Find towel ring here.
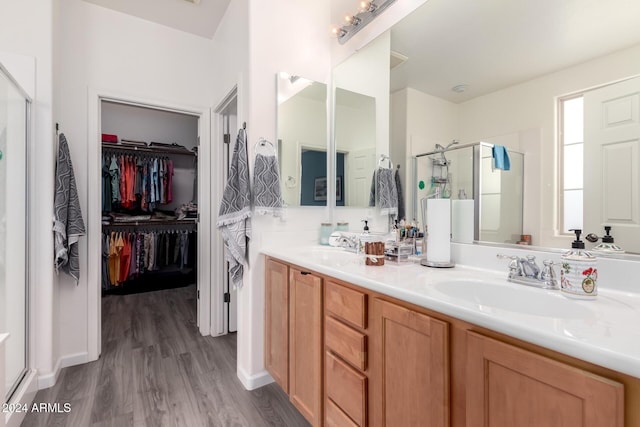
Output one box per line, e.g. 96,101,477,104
254,137,276,156
378,154,393,169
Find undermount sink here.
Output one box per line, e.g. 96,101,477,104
432,279,595,319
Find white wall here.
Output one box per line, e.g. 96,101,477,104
1,0,55,396
54,0,217,373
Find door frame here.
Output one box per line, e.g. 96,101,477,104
211,86,239,336
87,88,212,361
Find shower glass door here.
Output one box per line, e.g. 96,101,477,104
0,64,29,401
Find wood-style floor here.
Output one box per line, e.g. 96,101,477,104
22,285,310,427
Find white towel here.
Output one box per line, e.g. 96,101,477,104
217,128,252,289
53,133,86,282
253,152,283,217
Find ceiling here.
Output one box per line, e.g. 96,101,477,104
83,0,231,39
390,0,640,102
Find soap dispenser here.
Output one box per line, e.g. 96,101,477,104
560,229,598,299
586,226,625,254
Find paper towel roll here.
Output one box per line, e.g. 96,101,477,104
452,200,475,244
426,199,451,263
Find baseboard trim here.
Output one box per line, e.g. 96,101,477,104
37,351,88,389
237,366,274,390
6,370,38,427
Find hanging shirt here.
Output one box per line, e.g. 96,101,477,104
167,159,174,203
109,155,120,203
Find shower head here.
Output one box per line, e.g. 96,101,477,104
445,140,459,150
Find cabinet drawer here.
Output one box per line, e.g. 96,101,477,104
326,398,359,427
325,316,367,371
326,352,367,427
325,281,367,329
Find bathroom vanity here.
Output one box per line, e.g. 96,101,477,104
263,247,640,427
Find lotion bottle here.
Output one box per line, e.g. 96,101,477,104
560,229,598,299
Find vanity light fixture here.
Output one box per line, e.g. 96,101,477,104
332,0,397,45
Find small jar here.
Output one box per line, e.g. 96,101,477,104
336,221,349,232
319,223,334,245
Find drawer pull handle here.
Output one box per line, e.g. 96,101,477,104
301,271,311,275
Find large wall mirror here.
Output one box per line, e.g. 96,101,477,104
277,72,328,206
333,0,640,254
332,32,390,208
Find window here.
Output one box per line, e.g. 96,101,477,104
559,95,584,233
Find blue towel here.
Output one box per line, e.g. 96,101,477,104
492,145,511,171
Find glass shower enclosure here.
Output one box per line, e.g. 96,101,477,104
414,142,524,244
0,63,30,402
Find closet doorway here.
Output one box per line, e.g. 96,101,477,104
88,94,212,361
214,89,238,334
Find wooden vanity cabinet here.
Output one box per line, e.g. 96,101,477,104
370,298,449,427
265,257,635,427
465,331,624,427
264,258,323,426
324,280,370,427
264,258,289,392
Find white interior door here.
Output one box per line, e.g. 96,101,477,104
584,76,640,249
346,147,375,206
220,97,238,334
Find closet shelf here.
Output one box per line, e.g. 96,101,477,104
103,219,197,228
102,142,197,157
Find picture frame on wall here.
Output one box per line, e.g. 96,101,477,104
314,177,327,201
314,176,343,202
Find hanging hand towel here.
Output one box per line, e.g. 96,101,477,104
492,145,511,171
53,133,86,282
394,167,405,221
369,167,398,216
216,128,252,289
253,150,283,217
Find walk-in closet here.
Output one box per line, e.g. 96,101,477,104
100,100,199,330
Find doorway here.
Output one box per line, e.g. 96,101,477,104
87,92,212,361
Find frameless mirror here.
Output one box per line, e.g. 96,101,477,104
340,0,640,253
332,32,390,208
276,72,328,206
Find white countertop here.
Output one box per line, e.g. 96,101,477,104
262,245,640,379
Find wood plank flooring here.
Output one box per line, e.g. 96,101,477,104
22,285,310,427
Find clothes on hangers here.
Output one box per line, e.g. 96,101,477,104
102,151,174,213
102,229,196,290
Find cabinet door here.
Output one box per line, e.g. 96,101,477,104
264,258,289,392
290,268,323,426
466,331,624,427
371,298,449,427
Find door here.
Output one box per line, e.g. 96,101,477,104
466,331,623,427
584,76,640,249
371,298,449,427
264,258,289,392
220,94,238,333
346,147,375,207
289,268,322,426
0,64,29,401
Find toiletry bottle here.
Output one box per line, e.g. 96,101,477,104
359,220,370,254
560,229,598,299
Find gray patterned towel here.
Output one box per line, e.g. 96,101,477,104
216,128,252,289
368,167,398,216
53,133,86,282
253,152,283,216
